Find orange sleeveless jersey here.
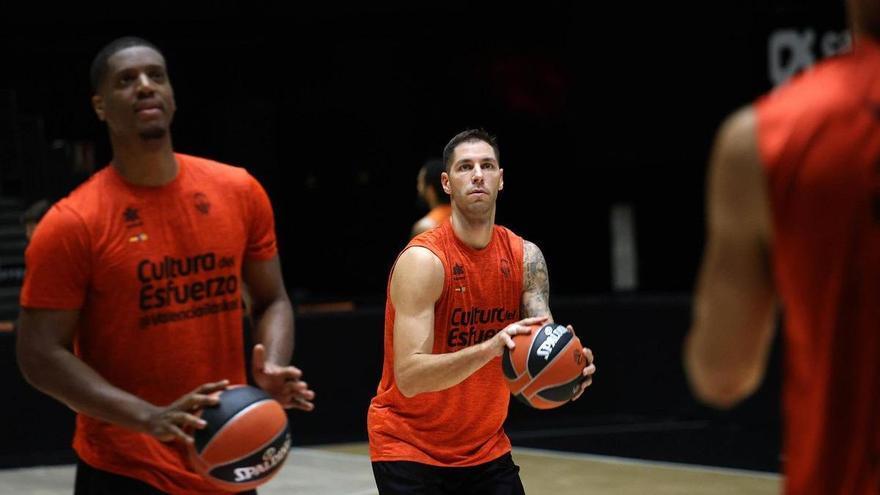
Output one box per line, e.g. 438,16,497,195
20,154,277,495
756,37,880,495
368,221,524,466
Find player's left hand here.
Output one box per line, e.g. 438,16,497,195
251,344,315,411
569,325,596,401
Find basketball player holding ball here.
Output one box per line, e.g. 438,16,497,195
16,37,314,495
368,129,596,494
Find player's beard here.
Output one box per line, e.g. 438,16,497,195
139,126,167,140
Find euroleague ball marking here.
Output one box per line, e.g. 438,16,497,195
232,433,291,482
536,325,567,360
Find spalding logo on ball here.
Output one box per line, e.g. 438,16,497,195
188,385,291,491
502,323,586,409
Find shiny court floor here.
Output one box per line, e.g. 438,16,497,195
0,443,780,495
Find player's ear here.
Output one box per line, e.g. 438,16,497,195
92,95,106,121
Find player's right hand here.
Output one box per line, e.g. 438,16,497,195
486,316,549,357
145,379,229,444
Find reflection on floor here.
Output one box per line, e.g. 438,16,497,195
0,443,780,495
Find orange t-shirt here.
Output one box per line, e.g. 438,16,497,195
426,204,452,226
756,36,880,495
20,153,277,495
368,221,524,467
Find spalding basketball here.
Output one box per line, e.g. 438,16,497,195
502,323,586,409
188,385,291,492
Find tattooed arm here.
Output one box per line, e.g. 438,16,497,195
522,240,595,400
522,240,553,321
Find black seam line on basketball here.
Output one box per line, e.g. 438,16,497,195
207,427,290,470
526,324,572,377
509,334,575,396
509,323,544,384
535,376,582,402
505,324,541,381
507,363,529,395
196,386,271,452
516,336,577,398
527,326,542,375
513,346,525,377
200,399,275,455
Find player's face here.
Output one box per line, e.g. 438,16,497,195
25,222,37,241
442,140,503,215
91,46,176,141
416,167,427,199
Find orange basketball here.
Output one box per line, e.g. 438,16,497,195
502,323,586,409
188,385,291,492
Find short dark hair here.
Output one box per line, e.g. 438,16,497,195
421,158,450,204
21,199,50,225
90,36,163,93
442,128,500,170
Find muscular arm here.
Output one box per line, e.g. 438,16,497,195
243,255,314,410
521,240,553,321
18,309,155,428
521,240,596,400
242,255,294,365
17,309,219,441
392,247,541,397
684,106,777,409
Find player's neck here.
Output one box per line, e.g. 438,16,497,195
450,209,495,249
110,137,178,187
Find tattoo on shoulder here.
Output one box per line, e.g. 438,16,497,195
522,241,551,319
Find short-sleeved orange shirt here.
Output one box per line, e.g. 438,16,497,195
21,153,277,494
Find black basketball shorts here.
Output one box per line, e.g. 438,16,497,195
371,452,526,495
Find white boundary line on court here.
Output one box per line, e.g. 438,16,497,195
0,447,779,483
297,445,780,482
512,446,782,480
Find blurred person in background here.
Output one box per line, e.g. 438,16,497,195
411,158,452,238
685,1,880,493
